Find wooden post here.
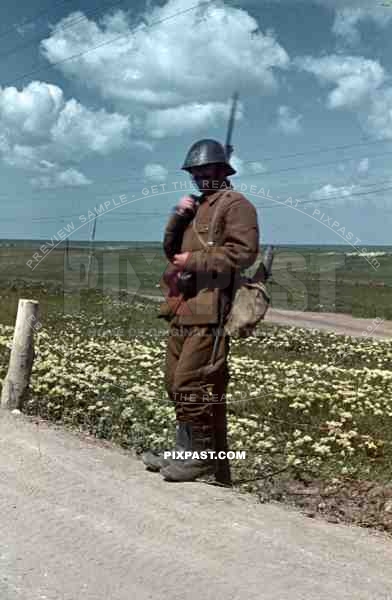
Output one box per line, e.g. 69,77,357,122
65,238,71,271
1,299,39,410
87,217,97,288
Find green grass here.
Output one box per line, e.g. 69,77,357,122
1,244,392,318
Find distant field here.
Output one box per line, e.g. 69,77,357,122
0,242,391,319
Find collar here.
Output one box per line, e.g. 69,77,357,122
207,180,233,206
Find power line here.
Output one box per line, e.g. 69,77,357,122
57,138,392,193
1,0,391,209
3,0,215,87
244,137,392,163
0,0,74,41
49,147,392,194
0,164,379,204
21,146,392,200
256,183,392,210
0,0,129,64
88,172,392,201
58,147,392,192
2,172,391,222
2,176,392,226
89,141,391,189
242,149,392,178
93,182,392,215
1,1,391,197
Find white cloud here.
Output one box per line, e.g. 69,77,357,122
229,156,267,178
364,87,392,140
0,81,131,176
41,1,290,136
296,55,385,109
320,0,390,6
144,100,242,139
247,161,266,174
332,7,392,46
51,99,131,158
310,183,357,201
309,179,390,209
132,140,155,152
31,168,92,189
297,51,392,141
0,81,64,144
16,21,37,37
332,8,363,45
357,157,369,174
38,159,57,171
276,105,303,134
143,163,168,182
230,154,244,177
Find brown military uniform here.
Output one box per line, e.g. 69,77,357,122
159,186,259,455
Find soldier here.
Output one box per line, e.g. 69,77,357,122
142,138,259,483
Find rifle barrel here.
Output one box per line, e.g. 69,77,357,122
225,91,239,160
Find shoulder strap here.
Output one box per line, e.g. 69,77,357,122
207,190,228,246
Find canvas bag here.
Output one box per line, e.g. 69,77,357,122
224,277,270,338
201,193,271,339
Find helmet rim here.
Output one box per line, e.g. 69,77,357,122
181,138,236,176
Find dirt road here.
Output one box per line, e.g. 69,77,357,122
1,411,391,600
138,292,392,339
264,308,392,339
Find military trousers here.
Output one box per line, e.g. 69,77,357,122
164,322,231,449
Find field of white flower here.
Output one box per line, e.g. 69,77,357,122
1,292,392,490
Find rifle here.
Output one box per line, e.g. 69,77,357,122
209,91,239,485
224,90,239,162
253,245,275,283
207,90,240,365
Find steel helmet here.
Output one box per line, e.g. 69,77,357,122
181,138,236,175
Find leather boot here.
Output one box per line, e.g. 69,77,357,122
161,424,216,482
142,422,190,472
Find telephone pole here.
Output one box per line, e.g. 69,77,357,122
87,216,97,288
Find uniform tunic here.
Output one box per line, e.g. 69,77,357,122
160,187,259,325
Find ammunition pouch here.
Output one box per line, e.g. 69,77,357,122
177,271,232,298
176,271,197,298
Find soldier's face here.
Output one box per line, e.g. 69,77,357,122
190,164,226,193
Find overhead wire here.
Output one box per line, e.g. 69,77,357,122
22,146,392,198
2,0,216,87
255,183,392,210
243,137,392,162
84,173,392,210
0,0,129,63
1,0,391,209
0,0,74,41
42,136,392,191
0,2,391,228
2,176,392,226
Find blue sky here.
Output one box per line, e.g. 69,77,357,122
1,0,392,244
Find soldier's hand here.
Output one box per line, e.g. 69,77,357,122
163,269,181,296
172,252,191,270
175,196,196,216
